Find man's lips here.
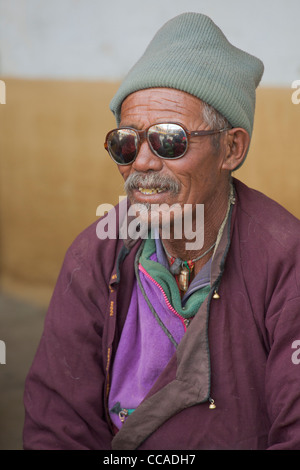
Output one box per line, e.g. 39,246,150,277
124,172,180,199
130,187,171,203
138,187,166,195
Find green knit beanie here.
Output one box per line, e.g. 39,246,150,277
110,12,264,167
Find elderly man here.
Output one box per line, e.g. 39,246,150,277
23,13,300,450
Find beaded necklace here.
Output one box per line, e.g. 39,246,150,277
161,240,216,292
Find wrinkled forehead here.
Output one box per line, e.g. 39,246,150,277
120,88,204,127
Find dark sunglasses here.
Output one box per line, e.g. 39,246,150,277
104,122,231,166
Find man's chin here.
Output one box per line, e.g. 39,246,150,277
127,200,184,237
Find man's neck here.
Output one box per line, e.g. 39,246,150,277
160,182,232,274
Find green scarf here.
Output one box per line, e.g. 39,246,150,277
139,237,211,320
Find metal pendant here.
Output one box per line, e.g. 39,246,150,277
178,266,190,292
209,398,216,409
213,290,220,299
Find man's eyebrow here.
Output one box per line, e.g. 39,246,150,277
119,123,139,128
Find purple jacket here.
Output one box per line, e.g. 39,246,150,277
23,179,300,450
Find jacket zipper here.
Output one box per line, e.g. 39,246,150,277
138,263,187,331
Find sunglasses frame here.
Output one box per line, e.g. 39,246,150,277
104,122,231,166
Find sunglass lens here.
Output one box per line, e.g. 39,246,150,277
148,124,187,158
107,129,137,165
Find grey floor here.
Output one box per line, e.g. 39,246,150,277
0,292,46,450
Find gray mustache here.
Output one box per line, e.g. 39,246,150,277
124,172,180,194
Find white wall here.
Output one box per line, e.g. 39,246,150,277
0,0,299,85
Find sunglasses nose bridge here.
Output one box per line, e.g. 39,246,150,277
135,128,154,158
136,128,148,146
131,128,164,171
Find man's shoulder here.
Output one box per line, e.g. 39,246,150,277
234,178,300,249
233,179,300,306
65,200,129,268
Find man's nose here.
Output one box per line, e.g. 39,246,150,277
132,140,164,172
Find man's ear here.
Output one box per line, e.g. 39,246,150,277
221,128,250,171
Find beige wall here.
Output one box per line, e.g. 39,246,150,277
0,79,299,305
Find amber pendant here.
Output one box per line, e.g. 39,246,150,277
178,266,190,292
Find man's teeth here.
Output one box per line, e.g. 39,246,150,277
138,187,165,194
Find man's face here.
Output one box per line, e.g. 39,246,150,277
118,88,229,213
